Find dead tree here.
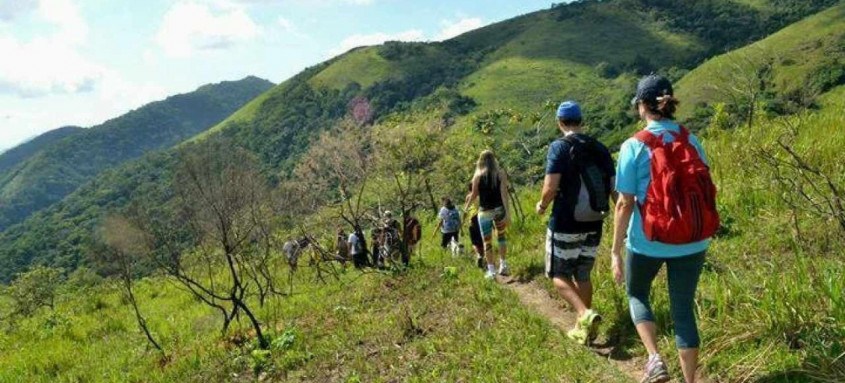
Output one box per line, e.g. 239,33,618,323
754,118,845,236
125,140,278,349
95,215,165,356
705,48,775,130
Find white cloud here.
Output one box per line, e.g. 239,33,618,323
342,0,374,4
39,0,87,43
277,16,294,32
326,16,485,58
435,17,485,41
155,1,261,58
0,36,102,97
0,0,37,22
0,0,103,98
98,70,169,112
328,29,424,57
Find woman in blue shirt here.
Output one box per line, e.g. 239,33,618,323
611,75,709,383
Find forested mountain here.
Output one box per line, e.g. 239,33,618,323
1,1,844,381
0,76,274,232
0,126,84,175
0,1,839,281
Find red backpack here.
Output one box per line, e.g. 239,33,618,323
634,126,719,244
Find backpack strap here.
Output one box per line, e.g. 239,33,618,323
634,130,663,149
676,125,690,143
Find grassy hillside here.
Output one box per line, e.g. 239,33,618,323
3,84,844,381
0,76,274,232
0,126,84,176
676,3,845,122
0,238,631,382
0,0,845,382
0,0,840,314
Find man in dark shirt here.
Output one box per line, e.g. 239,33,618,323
536,101,615,346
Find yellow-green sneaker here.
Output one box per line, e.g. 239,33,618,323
577,309,602,343
566,326,589,346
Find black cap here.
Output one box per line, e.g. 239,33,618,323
631,74,673,106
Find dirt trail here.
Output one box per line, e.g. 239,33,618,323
501,278,644,382
502,277,716,383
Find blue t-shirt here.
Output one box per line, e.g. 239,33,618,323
615,120,710,258
439,207,461,233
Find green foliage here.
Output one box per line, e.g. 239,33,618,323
1,6,844,381
5,266,64,318
1,0,832,282
0,126,83,176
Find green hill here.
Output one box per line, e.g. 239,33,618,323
0,0,837,283
0,126,84,175
676,2,845,123
0,1,844,381
0,76,274,232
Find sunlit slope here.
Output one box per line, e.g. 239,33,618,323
676,3,845,118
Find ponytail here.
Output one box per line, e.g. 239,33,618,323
651,95,679,120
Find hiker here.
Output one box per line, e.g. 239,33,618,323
402,214,422,264
536,100,615,346
283,236,309,270
348,228,368,269
370,228,382,268
464,150,511,279
612,75,719,383
383,211,401,233
435,197,461,249
336,228,349,264
466,183,485,269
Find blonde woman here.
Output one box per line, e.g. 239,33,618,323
464,150,511,279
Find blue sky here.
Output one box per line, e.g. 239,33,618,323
0,0,554,151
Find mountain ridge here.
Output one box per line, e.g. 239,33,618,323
0,76,274,232
0,0,839,282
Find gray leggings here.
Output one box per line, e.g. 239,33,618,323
626,250,706,349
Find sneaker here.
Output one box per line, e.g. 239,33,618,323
476,256,485,269
641,354,671,383
578,309,602,343
498,262,510,276
484,269,496,280
566,326,588,346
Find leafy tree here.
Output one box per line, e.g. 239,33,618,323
5,266,64,318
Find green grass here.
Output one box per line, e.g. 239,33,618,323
309,47,393,90
0,225,631,382
485,4,700,68
501,95,845,382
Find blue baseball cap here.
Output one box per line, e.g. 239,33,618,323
556,101,581,120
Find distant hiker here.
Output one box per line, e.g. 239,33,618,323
464,150,511,279
383,211,401,233
348,228,368,269
536,100,615,346
466,183,485,269
379,211,403,266
435,197,462,249
612,75,719,383
336,228,349,264
403,214,422,264
370,228,382,268
283,236,309,270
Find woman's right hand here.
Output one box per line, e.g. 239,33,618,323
611,252,625,285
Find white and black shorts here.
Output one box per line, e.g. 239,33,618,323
545,230,601,282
